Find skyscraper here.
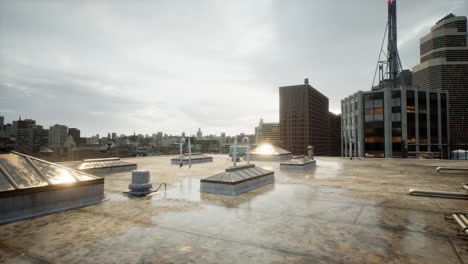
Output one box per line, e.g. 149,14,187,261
413,14,468,145
280,79,341,156
341,0,450,158
49,124,68,148
68,128,81,141
196,128,203,139
15,120,48,155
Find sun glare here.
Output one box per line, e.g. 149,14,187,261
254,144,275,155
51,169,76,184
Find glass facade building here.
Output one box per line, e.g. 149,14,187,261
412,15,468,144
341,87,449,158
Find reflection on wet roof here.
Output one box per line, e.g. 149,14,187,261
0,151,100,193
1,155,467,262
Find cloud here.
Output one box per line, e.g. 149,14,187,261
0,0,465,136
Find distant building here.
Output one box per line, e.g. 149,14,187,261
196,128,203,139
12,118,35,136
15,122,48,155
342,1,452,159
279,79,341,156
157,132,163,140
255,119,280,146
68,128,80,140
412,14,468,144
0,116,4,128
112,132,117,140
328,112,341,156
49,124,68,148
86,136,100,145
342,88,449,158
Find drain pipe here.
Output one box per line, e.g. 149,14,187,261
437,167,468,173
233,137,238,167
243,137,250,164
452,213,468,236
409,189,468,200
188,137,192,168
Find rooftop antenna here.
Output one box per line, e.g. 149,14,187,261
188,137,192,168
242,136,250,164
233,137,238,167
179,137,185,168
371,0,403,89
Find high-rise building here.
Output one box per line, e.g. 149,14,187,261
280,79,341,156
341,0,450,158
68,128,80,141
328,112,342,156
412,14,468,144
0,116,4,128
68,128,82,146
196,128,203,139
157,132,163,140
12,118,35,136
255,119,280,146
15,121,48,155
342,89,449,158
49,124,68,148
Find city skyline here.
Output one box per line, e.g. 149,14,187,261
1,0,467,137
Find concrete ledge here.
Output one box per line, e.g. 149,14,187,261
200,174,274,196
0,183,104,224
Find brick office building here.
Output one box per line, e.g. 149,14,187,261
279,79,341,156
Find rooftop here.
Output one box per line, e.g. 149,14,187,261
1,155,467,263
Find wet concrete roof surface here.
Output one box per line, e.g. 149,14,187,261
1,155,467,264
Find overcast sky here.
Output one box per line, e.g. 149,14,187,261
1,0,466,137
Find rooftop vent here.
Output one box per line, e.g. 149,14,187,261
200,164,274,196
280,155,316,171
124,170,166,197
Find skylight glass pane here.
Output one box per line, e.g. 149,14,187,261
236,170,250,179
31,159,76,184
71,171,97,181
0,155,48,189
0,170,15,191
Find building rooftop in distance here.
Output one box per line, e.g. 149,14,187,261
0,155,467,263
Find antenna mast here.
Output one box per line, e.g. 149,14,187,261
372,0,403,89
